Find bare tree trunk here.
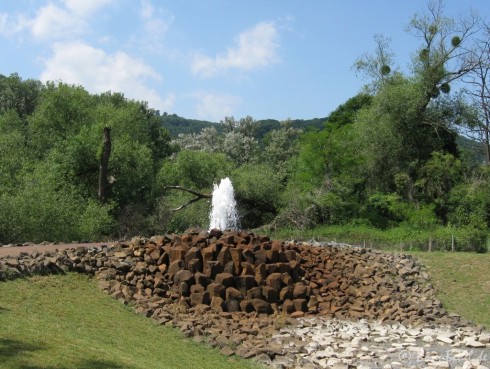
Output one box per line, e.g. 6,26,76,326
98,127,111,204
485,126,490,164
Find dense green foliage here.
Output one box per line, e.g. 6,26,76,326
0,3,488,251
0,74,173,243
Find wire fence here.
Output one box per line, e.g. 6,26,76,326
269,226,490,253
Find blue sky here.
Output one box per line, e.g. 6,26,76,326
1,1,488,122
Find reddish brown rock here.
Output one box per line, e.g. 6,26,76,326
190,284,205,294
210,296,225,312
190,291,210,306
215,272,234,288
169,246,187,263
252,299,272,314
186,258,202,273
225,287,243,312
234,275,256,295
217,246,232,265
279,286,293,301
246,286,263,300
266,273,283,291
207,282,226,298
293,298,308,312
241,262,255,276
168,260,184,275
262,286,279,303
239,299,254,313
202,244,216,273
254,248,267,264
229,247,242,270
282,299,295,314
173,269,194,286
149,248,162,261
292,283,309,299
184,247,201,265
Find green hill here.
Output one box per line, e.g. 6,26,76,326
160,114,221,137
161,113,327,139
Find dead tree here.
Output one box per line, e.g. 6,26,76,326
98,126,112,204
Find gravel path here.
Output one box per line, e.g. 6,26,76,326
269,317,490,368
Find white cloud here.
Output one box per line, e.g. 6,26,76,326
192,21,280,77
41,41,174,112
30,3,86,40
132,0,174,54
193,92,242,121
0,12,30,37
1,0,114,41
63,0,114,17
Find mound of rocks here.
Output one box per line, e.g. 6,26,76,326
1,229,488,368
0,229,466,325
94,229,461,326
100,228,312,317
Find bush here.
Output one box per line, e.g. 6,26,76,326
78,200,115,241
268,224,488,253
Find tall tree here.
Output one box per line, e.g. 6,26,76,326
263,119,302,176
220,115,258,137
28,82,94,158
352,0,483,194
461,21,490,163
216,116,259,165
0,73,43,122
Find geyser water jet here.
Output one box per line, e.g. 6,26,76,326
209,177,239,231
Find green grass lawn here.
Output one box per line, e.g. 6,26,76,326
411,251,490,328
0,273,260,369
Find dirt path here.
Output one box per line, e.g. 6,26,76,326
0,242,116,258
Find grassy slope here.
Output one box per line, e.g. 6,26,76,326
411,252,490,328
0,274,259,369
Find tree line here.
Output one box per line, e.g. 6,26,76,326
0,1,488,251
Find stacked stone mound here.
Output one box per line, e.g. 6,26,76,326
0,229,461,327
100,228,310,316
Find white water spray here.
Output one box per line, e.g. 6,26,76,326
209,177,239,231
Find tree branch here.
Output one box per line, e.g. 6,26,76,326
163,185,212,212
